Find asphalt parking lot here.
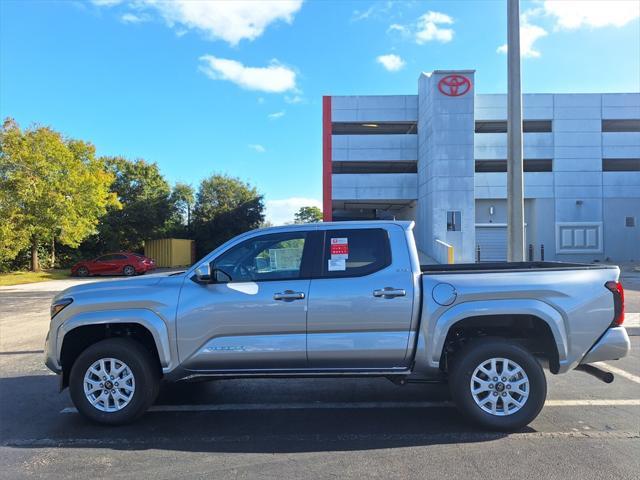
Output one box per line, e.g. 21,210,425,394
1,277,639,479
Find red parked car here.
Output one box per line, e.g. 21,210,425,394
71,253,156,277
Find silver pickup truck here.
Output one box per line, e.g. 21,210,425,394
45,221,630,430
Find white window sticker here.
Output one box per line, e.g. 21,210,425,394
330,237,349,259
328,258,346,271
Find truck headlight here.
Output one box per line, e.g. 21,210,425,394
51,298,73,319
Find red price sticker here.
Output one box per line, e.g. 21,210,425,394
330,238,349,259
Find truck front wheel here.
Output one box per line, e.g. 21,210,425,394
69,338,159,425
449,339,546,431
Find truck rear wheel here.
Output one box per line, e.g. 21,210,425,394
69,338,159,425
449,338,546,431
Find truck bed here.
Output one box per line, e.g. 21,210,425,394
421,261,618,274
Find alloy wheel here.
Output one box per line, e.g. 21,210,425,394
470,357,529,416
83,357,136,412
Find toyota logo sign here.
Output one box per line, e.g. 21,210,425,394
438,75,472,97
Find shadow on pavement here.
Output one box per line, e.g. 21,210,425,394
0,375,524,453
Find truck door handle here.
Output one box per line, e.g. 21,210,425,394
373,288,406,298
273,290,305,301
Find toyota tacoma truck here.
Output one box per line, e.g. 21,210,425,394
45,221,630,430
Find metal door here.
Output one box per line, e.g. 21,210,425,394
176,231,312,371
306,226,415,369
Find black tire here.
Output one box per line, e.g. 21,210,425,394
76,266,89,277
123,265,136,276
449,338,546,431
69,338,159,425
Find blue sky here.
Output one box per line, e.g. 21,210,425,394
1,0,639,224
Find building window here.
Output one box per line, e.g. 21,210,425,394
475,120,552,133
332,122,417,135
475,159,552,172
626,217,636,228
602,158,640,171
447,211,461,231
332,161,418,174
602,119,640,132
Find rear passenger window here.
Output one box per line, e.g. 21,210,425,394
321,229,391,278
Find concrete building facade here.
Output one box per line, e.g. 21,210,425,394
323,70,640,263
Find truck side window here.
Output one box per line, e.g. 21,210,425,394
321,229,391,278
212,232,308,282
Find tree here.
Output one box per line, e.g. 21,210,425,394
169,182,195,235
294,206,323,223
81,157,174,254
192,174,264,258
0,119,117,271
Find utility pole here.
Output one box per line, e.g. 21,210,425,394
507,0,525,261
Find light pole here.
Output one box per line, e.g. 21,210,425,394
507,0,525,262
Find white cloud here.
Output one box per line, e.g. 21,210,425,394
265,197,321,225
199,56,297,93
387,23,410,37
496,1,637,59
351,2,394,22
268,111,285,120
248,144,266,153
284,94,304,104
376,54,405,72
543,0,640,30
415,11,454,43
352,5,376,22
390,11,455,45
497,15,548,58
91,0,123,6
94,0,303,45
120,13,146,24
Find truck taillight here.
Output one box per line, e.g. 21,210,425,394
605,281,625,327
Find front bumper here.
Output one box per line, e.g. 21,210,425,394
44,330,62,374
580,327,631,365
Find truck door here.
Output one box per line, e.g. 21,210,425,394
176,230,313,371
306,226,415,369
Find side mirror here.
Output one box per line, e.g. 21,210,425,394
192,263,212,284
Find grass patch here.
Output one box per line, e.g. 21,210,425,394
0,269,70,286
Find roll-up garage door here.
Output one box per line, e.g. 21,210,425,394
476,225,507,262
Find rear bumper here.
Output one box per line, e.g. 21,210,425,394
580,327,630,365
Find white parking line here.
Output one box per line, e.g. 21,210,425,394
545,399,640,406
596,362,640,385
59,399,640,414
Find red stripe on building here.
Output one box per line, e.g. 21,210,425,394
322,96,332,222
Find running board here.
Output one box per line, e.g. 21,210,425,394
179,368,413,382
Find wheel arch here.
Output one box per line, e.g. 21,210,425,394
428,299,567,374
58,309,173,388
